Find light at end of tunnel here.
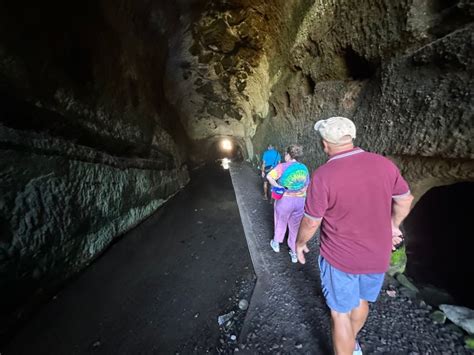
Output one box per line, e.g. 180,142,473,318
222,157,231,169
220,139,232,151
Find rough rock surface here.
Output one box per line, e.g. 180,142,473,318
0,0,473,347
161,0,473,182
0,0,190,339
440,305,474,335
252,3,474,198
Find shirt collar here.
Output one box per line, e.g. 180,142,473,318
327,147,364,162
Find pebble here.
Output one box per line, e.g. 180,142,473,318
238,299,249,310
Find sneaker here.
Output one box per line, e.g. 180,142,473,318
270,240,280,252
353,340,363,355
289,251,297,263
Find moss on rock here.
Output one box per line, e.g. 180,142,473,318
388,245,407,276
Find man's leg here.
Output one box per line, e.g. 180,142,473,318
263,181,268,200
319,257,360,354
350,299,369,339
331,310,355,355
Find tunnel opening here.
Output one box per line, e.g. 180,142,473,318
205,137,244,163
404,182,474,308
343,46,377,80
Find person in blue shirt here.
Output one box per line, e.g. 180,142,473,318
261,144,281,200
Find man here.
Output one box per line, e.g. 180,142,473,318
296,117,413,355
261,144,281,200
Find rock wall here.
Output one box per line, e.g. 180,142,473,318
164,0,314,160
0,0,473,342
0,0,189,337
252,0,474,201
165,0,473,193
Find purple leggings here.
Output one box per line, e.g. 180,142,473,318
273,196,305,252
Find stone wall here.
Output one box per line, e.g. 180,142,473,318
167,0,473,189
164,0,315,160
252,0,474,201
0,0,473,342
0,0,189,338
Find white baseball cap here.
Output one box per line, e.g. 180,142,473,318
314,116,356,144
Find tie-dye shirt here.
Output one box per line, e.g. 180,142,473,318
268,161,310,197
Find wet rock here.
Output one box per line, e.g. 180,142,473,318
238,299,249,310
400,287,418,299
217,311,235,326
430,310,447,324
396,274,419,293
439,305,474,334
420,286,455,307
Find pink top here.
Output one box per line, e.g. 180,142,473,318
304,148,410,274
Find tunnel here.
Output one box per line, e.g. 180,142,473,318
405,182,474,309
197,137,245,163
0,0,473,353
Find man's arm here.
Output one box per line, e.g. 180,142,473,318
296,215,322,264
391,194,414,249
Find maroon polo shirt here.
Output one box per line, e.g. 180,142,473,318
304,148,410,274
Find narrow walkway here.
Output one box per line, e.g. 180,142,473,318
230,162,471,354
3,164,254,354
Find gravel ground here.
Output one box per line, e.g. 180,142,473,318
230,162,472,354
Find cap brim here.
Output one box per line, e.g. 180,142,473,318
314,119,325,132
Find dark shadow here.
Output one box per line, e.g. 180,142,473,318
405,182,474,308
343,46,377,80
302,75,316,96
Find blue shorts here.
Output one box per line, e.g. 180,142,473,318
318,256,385,313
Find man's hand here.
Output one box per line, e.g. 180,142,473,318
391,194,413,251
392,236,404,250
296,243,309,264
261,171,265,178
295,216,321,264
391,224,403,250
392,224,402,237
